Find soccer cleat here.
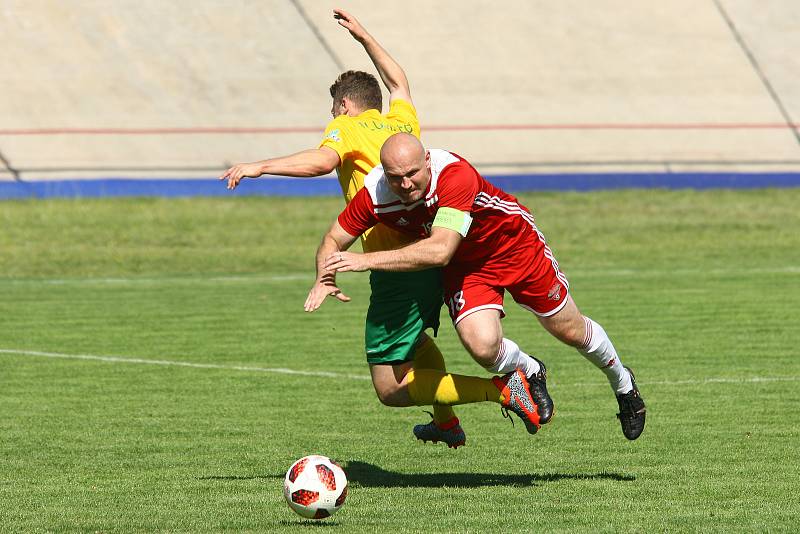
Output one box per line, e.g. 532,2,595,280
616,367,646,440
527,356,554,425
413,414,466,449
492,369,544,434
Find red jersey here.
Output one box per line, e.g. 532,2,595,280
338,149,543,270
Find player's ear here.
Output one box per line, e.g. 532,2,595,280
340,97,355,116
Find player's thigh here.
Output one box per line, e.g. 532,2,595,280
453,308,504,366
536,295,587,347
506,249,580,344
507,250,570,317
443,269,505,325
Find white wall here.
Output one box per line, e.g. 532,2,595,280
1,0,798,180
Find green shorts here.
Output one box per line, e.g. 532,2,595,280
365,269,444,365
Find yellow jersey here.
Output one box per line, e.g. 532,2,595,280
319,99,419,252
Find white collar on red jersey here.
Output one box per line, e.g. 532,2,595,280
424,149,459,207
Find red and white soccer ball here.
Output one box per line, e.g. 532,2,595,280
283,455,348,519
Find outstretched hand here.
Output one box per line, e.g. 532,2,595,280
333,9,368,42
323,251,370,273
219,162,263,190
304,273,351,312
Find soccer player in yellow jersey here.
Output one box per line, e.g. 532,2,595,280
220,9,465,448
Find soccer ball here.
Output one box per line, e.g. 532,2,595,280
283,455,348,519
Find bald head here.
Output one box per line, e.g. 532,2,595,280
380,133,431,203
380,133,426,170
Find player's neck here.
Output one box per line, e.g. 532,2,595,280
345,107,369,117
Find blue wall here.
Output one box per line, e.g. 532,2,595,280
2,172,800,199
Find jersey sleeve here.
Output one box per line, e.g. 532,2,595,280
318,116,351,161
435,161,481,213
337,187,380,237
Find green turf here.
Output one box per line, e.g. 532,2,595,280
1,190,799,532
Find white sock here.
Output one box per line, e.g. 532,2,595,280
486,338,541,378
579,317,632,394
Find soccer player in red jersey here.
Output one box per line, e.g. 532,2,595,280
308,133,646,440
220,10,471,447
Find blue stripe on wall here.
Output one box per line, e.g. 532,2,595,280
0,178,341,199
487,172,800,192
2,172,800,199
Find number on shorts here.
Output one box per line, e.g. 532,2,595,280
448,291,466,317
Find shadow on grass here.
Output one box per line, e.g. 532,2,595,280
275,519,340,527
344,461,635,488
198,461,635,487
197,474,279,481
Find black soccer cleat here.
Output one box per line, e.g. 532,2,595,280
527,357,554,425
413,414,466,449
616,367,646,440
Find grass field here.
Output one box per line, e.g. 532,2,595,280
2,189,799,532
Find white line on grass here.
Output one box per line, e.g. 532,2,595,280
0,348,370,381
574,266,800,278
2,348,798,387
568,376,800,387
0,273,317,286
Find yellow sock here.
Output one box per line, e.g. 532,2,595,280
406,368,503,407
413,338,456,423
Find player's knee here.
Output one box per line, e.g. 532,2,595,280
369,362,414,407
462,332,502,366
373,383,404,406
371,375,402,406
456,310,504,365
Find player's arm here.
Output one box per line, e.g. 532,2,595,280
304,222,358,312
333,9,412,104
325,226,461,273
324,207,471,272
220,147,340,190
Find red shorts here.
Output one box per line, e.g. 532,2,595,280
443,237,570,324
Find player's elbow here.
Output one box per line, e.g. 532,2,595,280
298,163,335,177
307,149,340,176
389,85,411,102
429,245,454,267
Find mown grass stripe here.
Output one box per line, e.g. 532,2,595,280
4,348,797,387
0,265,796,287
